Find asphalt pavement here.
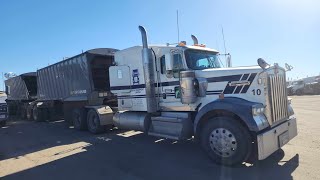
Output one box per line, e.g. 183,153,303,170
0,96,319,180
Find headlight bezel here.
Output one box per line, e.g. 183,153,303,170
252,104,265,116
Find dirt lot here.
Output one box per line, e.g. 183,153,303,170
0,96,319,180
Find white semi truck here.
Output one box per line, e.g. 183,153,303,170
8,26,297,166
110,26,297,165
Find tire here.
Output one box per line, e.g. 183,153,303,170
33,106,44,122
296,89,303,96
87,109,104,134
20,105,27,120
26,105,33,120
200,116,252,166
0,121,6,127
72,108,87,130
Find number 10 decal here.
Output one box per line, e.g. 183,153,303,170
252,89,261,95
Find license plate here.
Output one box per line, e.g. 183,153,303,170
278,131,289,147
0,115,5,119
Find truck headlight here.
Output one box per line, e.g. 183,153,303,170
288,98,292,105
252,104,265,116
288,104,294,117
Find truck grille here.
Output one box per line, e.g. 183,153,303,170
268,73,289,124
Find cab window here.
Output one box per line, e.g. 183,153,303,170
173,54,183,78
173,54,183,70
160,55,166,74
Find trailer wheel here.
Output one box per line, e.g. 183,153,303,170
26,105,33,120
33,106,44,122
296,89,303,96
87,109,104,134
20,105,27,120
72,108,87,130
200,116,252,166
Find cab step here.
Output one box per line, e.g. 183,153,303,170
147,112,193,140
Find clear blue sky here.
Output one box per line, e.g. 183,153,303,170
1,0,319,90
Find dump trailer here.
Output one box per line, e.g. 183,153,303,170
5,72,37,119
31,48,118,133
21,26,297,166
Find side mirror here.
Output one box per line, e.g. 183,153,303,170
226,54,232,67
165,53,173,71
5,86,10,95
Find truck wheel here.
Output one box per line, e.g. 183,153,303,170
200,116,252,166
87,109,104,134
0,121,6,127
33,107,44,122
72,108,87,130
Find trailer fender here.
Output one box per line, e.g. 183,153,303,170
194,97,267,136
85,105,114,126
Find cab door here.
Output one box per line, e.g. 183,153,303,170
158,50,186,110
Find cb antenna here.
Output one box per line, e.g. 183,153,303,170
176,10,180,43
221,26,231,67
221,26,227,57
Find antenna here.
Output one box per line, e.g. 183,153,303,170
221,26,231,67
221,26,227,61
221,27,227,55
176,10,180,43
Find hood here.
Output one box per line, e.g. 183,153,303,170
193,66,263,95
194,66,262,80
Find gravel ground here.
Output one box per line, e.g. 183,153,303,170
0,96,319,180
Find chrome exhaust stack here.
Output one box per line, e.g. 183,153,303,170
191,35,199,45
138,26,157,113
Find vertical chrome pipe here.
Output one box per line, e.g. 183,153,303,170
191,35,198,45
138,26,157,113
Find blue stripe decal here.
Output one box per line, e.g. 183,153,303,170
241,74,250,81
234,86,243,94
111,74,245,91
111,74,257,95
222,75,243,94
110,84,146,91
240,73,257,93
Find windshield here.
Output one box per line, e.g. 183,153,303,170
185,50,221,70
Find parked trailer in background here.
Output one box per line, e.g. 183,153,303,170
5,72,37,119
0,92,8,127
32,48,118,133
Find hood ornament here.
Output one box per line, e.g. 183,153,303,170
257,58,270,70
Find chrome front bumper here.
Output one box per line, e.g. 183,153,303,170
257,117,297,160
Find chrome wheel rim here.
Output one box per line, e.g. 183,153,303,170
209,128,237,157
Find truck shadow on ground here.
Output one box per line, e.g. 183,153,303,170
1,119,299,180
